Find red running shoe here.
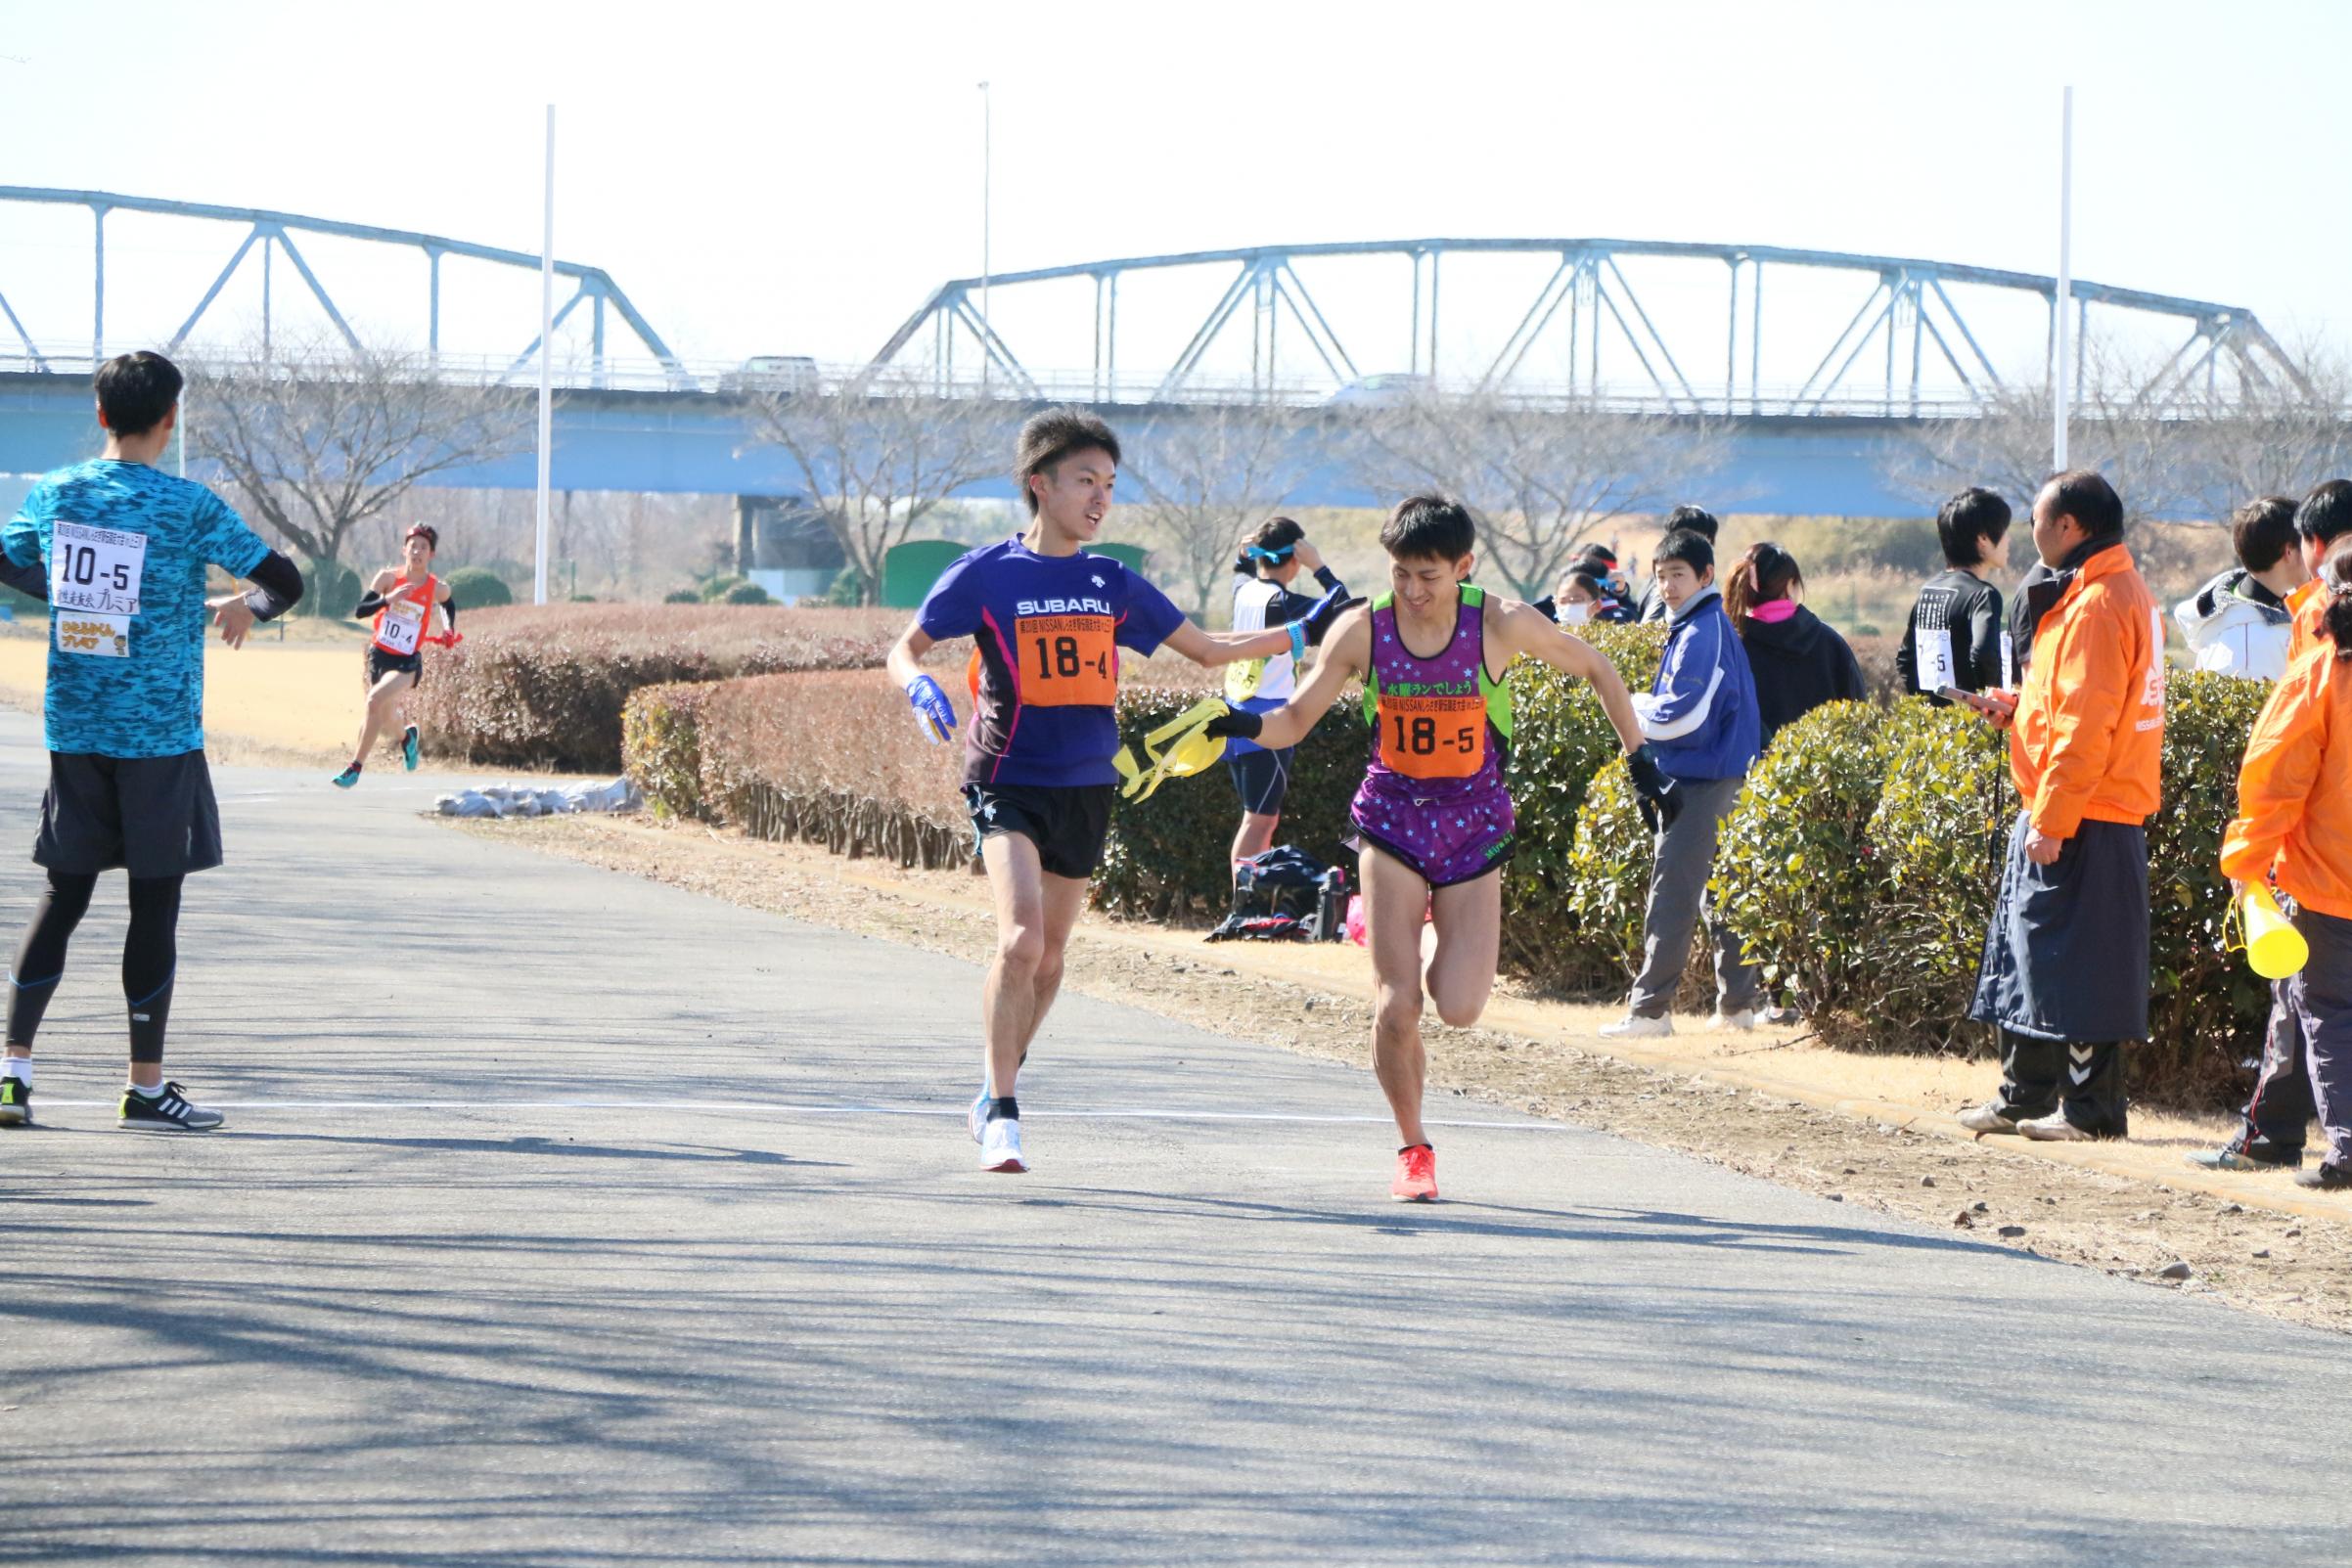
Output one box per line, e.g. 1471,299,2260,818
1391,1142,1438,1202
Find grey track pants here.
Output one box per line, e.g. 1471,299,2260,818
1628,773,1759,1018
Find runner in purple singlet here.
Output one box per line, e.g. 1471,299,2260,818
1206,496,1664,1200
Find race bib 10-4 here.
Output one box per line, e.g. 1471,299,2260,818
50,521,147,618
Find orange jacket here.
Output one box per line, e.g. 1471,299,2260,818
2222,642,2352,919
2009,542,2164,835
2286,577,2329,665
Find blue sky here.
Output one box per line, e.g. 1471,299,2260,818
1,0,2344,391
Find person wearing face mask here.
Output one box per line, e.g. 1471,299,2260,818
1723,543,1865,748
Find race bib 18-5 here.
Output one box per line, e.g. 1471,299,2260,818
50,521,147,618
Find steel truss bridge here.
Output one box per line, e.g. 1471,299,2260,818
0,186,687,386
0,191,2323,517
873,238,2310,415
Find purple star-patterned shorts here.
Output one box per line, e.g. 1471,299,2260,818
1347,774,1515,888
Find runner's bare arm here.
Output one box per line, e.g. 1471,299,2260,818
1158,619,1294,668
1242,605,1373,751
885,623,937,690
1490,596,1646,754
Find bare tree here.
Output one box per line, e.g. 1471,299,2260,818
1342,386,1727,600
1126,399,1314,616
1883,335,2349,522
188,336,533,597
745,368,1003,605
2177,343,2352,518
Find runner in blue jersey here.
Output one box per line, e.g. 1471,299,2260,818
884,408,1323,1174
0,352,304,1133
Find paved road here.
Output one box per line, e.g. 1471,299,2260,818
1,710,2346,1566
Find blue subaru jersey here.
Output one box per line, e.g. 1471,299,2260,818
918,536,1188,787
2,460,271,758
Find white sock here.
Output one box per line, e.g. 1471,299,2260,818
126,1080,160,1097
3,1057,28,1083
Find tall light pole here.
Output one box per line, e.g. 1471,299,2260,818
534,104,556,606
2054,85,2073,471
978,80,991,393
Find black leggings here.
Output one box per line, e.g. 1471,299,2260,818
6,870,183,1064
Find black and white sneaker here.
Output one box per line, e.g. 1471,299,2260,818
0,1075,30,1127
118,1082,224,1132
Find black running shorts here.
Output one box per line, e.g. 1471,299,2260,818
35,749,223,878
366,647,424,688
964,782,1115,880
1226,743,1294,817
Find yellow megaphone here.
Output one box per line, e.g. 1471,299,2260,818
2241,884,2310,981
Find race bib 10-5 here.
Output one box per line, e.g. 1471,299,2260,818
50,520,147,618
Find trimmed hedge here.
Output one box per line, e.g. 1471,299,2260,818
414,605,909,772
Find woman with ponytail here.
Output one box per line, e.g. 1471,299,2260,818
2217,539,2352,1188
1723,542,1864,746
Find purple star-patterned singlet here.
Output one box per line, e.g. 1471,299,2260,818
1348,587,1515,888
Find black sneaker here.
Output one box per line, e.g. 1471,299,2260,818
0,1075,29,1127
118,1082,224,1132
2292,1163,2352,1190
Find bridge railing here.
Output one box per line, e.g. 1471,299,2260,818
2,342,2328,422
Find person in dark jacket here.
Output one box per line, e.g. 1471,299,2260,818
1723,542,1866,746
1896,487,2013,700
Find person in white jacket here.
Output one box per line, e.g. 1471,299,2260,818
2176,495,2309,681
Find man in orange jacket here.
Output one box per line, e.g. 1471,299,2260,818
2284,480,2352,665
2215,538,2352,1189
1960,470,2162,1142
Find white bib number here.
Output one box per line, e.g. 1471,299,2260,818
377,598,427,656
1911,624,1956,694
51,521,147,618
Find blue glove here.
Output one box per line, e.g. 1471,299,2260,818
906,674,957,743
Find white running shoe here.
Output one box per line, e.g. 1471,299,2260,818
979,1116,1027,1173
1709,1008,1756,1032
968,1089,990,1144
1598,1012,1673,1040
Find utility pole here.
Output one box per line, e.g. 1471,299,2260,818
978,80,991,395
534,104,556,606
2054,85,2073,471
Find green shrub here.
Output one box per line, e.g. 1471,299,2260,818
1552,759,1656,991
724,581,774,606
620,682,712,819
827,567,867,607
1501,622,1667,991
699,574,748,603
663,587,701,605
297,559,361,617
2145,670,2274,1103
443,565,513,608
1713,700,1894,1020
1844,700,2012,1052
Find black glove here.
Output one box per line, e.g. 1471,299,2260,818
1625,744,1682,833
1299,586,1363,647
1203,702,1265,740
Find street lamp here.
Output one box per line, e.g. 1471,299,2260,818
978,80,991,394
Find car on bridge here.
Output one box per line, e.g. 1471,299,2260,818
717,355,821,395
1323,372,1434,408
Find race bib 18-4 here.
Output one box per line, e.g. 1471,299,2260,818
50,521,147,618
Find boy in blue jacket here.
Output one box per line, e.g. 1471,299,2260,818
1601,528,1765,1037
